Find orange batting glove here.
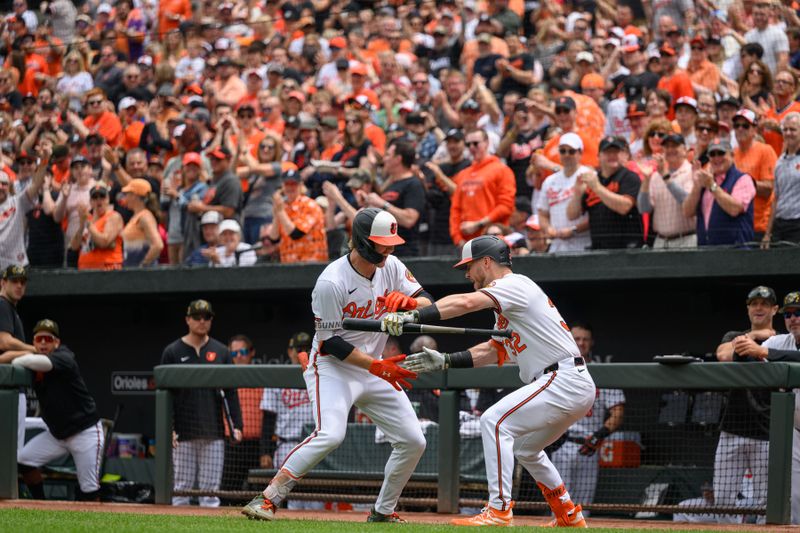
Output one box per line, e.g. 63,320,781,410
298,351,309,372
385,291,418,312
369,354,417,390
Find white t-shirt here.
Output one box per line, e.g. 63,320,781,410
567,388,625,437
0,190,35,268
213,242,257,267
312,254,423,360
537,165,592,253
260,388,314,441
481,273,580,383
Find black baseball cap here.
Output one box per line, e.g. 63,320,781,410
717,96,740,109
2,265,27,281
747,285,777,305
70,155,90,167
662,133,685,146
33,319,59,337
460,99,480,112
281,169,300,183
285,115,301,129
445,128,464,141
599,136,628,151
289,331,311,350
554,96,576,111
780,291,800,312
186,299,215,317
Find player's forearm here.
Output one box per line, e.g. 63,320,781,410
468,341,501,367
434,291,495,320
0,333,35,353
343,347,375,370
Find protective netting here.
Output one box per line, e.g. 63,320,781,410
171,385,770,523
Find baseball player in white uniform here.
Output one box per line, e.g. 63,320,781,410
732,290,800,524
243,208,434,522
384,235,595,527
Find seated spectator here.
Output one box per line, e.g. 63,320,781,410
567,136,643,249
121,178,164,267
70,183,124,270
637,134,697,249
184,211,222,266
204,219,256,267
266,170,328,264
682,139,755,247
763,113,800,248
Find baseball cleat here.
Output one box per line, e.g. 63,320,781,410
542,504,587,527
366,508,407,522
242,494,277,521
451,502,514,527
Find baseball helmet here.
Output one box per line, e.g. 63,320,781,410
453,235,511,270
352,208,405,264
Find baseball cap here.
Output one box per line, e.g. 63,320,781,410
86,133,104,146
281,169,300,183
477,32,492,44
525,214,541,231
659,44,677,56
348,94,372,110
707,139,732,153
445,128,465,141
16,150,35,162
690,36,706,48
329,36,347,49
97,3,112,14
287,90,306,103
599,136,628,151
554,96,576,111
299,114,319,130
200,211,222,225
285,115,301,129
779,291,800,312
118,96,137,112
89,183,110,197
208,147,232,160
33,319,59,337
182,152,202,166
626,100,647,118
662,133,685,146
2,264,27,281
186,299,215,317
747,285,777,305
460,99,481,112
350,62,368,76
218,219,241,234
70,155,90,167
717,96,740,109
319,116,338,129
137,55,154,68
581,73,604,90
289,331,312,350
558,132,584,151
675,97,698,112
576,51,594,64
621,34,640,53
734,108,758,125
147,155,164,168
121,178,152,196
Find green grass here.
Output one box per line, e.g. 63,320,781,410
0,508,755,532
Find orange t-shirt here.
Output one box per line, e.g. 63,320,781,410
158,0,191,34
657,70,694,119
733,140,777,233
277,195,328,263
122,121,145,151
763,101,800,155
51,162,70,185
364,123,386,156
687,60,721,93
78,209,124,270
84,111,123,146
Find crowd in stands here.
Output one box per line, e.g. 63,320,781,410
2,0,800,270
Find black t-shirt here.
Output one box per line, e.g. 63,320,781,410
717,330,771,440
582,166,643,249
382,176,426,257
425,159,470,245
474,53,502,82
26,190,64,268
33,345,100,440
333,140,371,169
498,53,535,98
0,296,25,343
507,129,546,199
160,337,242,440
205,171,243,214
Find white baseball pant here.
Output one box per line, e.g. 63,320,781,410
713,431,768,524
480,364,596,511
550,440,599,506
281,355,426,515
18,421,103,492
17,392,25,457
275,440,325,511
172,438,224,507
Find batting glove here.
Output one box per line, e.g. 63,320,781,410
578,427,611,456
369,354,417,390
380,311,418,336
402,347,446,373
384,291,418,312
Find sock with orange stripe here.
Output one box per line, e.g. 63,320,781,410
263,468,299,505
537,482,579,521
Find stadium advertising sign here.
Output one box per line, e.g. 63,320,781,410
111,371,156,395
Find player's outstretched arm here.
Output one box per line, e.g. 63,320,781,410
381,291,496,335
404,341,499,372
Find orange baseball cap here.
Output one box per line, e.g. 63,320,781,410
581,73,605,90
182,152,202,166
121,178,152,197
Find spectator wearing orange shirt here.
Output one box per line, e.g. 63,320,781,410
657,44,694,119
266,170,328,264
211,58,247,108
346,62,380,109
761,70,800,155
450,130,516,247
732,109,777,238
118,97,145,151
68,88,122,147
158,0,191,35
686,37,721,93
349,95,386,156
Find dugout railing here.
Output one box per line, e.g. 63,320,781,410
146,362,799,524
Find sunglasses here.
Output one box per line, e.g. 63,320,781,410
87,100,103,106
708,151,726,158
345,119,361,124
749,69,764,75
775,79,795,86
733,122,751,130
260,144,276,150
189,313,212,321
466,141,482,147
231,348,250,357
413,80,427,85
18,159,35,165
649,131,667,138
238,113,255,118
554,108,572,115
558,148,578,155
784,309,800,318
34,334,55,343
90,192,108,199
697,126,717,133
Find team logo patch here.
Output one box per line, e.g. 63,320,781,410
487,281,496,287
405,269,416,282
390,222,397,235
206,351,217,362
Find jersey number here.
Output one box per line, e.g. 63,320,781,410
503,332,527,357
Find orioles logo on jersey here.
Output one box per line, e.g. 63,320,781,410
496,314,509,330
405,269,416,282
586,181,620,207
206,351,217,362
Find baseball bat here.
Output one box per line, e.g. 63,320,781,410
343,318,512,338
219,389,238,443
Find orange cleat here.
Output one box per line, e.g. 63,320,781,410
451,502,514,527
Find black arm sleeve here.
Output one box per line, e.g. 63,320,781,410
767,348,800,362
260,410,278,456
320,336,355,360
225,387,243,430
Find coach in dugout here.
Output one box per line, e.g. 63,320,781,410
12,319,104,501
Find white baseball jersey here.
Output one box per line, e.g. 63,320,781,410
260,388,315,441
311,254,422,359
536,165,592,253
567,388,625,437
481,273,580,383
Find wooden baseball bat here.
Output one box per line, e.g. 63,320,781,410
342,318,512,338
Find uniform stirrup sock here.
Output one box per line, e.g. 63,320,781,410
263,469,298,506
